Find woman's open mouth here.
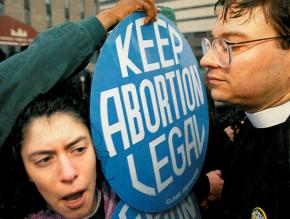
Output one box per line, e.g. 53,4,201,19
63,190,85,209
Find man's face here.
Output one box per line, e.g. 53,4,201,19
21,112,97,219
200,6,290,112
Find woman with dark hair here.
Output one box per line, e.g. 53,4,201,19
0,0,157,218
0,83,117,218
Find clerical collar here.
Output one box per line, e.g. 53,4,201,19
245,101,290,128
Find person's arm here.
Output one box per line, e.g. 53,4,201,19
0,0,157,148
0,17,104,148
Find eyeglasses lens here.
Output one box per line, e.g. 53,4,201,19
201,38,230,68
201,38,210,55
213,39,229,68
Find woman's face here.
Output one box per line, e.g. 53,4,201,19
21,112,97,219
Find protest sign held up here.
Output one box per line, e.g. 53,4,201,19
90,12,209,212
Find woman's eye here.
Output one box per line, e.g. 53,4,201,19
72,146,87,155
35,156,52,166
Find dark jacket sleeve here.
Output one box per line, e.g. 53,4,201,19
0,16,107,149
193,174,210,203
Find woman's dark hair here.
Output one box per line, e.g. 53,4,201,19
215,0,290,49
0,71,103,218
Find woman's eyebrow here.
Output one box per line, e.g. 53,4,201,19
28,136,87,159
28,150,53,161
65,136,87,149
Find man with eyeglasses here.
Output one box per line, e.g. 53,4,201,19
200,0,290,219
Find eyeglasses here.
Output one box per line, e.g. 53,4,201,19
201,36,289,68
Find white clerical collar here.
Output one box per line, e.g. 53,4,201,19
245,101,290,128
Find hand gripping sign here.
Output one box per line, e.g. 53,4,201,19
90,12,209,212
111,192,201,219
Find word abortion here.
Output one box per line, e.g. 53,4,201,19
100,65,204,158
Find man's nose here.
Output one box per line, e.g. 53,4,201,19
200,49,219,68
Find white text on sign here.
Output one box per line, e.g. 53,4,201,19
99,17,206,197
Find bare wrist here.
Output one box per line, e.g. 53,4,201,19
96,9,119,31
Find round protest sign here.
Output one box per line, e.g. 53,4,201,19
111,192,201,219
90,12,209,212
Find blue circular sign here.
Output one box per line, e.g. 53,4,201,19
90,12,209,212
111,192,202,219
